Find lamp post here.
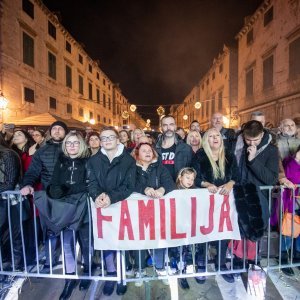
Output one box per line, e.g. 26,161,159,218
0,92,8,123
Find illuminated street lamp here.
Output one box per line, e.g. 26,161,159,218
89,118,95,125
0,92,8,122
0,92,8,110
183,114,188,120
223,115,230,128
130,104,137,112
194,102,201,109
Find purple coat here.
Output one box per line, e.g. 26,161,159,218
270,156,300,226
282,156,300,213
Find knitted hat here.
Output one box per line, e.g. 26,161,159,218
49,121,68,134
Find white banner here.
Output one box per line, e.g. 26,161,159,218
91,189,241,250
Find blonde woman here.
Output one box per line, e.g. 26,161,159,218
186,130,202,154
131,128,145,148
47,131,91,297
191,128,239,284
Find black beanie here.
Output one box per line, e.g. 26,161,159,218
49,121,68,134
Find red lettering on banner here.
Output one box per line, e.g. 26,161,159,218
191,197,197,237
159,199,166,239
219,195,233,232
97,208,112,238
138,200,155,240
170,198,187,239
200,194,214,235
118,201,134,240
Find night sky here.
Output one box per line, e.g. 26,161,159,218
43,0,263,125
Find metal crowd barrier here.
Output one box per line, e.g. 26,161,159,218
0,186,299,293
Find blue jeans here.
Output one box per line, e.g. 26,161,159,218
281,235,300,252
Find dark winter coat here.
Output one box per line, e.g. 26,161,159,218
236,131,279,229
220,127,237,155
35,153,90,230
22,139,63,190
155,134,193,177
192,148,239,187
87,144,136,203
135,160,176,195
0,146,29,228
0,146,21,193
47,154,88,199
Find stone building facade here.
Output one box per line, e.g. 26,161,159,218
171,85,200,129
172,0,300,130
236,0,300,127
198,45,238,130
171,45,238,131
0,0,145,129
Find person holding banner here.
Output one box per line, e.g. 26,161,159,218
192,127,239,283
88,126,136,296
131,142,176,286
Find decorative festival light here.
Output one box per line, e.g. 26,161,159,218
146,119,151,124
157,106,165,116
194,102,201,109
122,111,129,119
130,104,137,112
183,114,188,120
89,118,95,125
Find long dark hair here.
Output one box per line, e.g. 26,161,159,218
11,129,35,154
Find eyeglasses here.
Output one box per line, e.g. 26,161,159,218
100,135,117,142
66,141,80,147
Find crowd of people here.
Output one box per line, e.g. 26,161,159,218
0,111,299,299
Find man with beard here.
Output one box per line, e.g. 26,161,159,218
155,115,193,289
156,115,193,181
189,120,201,133
20,121,68,194
211,112,236,154
277,119,300,160
20,121,68,271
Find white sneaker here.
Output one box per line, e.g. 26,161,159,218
168,265,178,275
156,268,167,276
134,269,146,287
126,266,134,277
134,280,143,287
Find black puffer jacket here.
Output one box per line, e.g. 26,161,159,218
237,131,279,228
0,146,21,193
220,127,237,155
135,160,176,195
47,154,88,199
87,144,136,203
22,139,62,189
155,134,193,178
